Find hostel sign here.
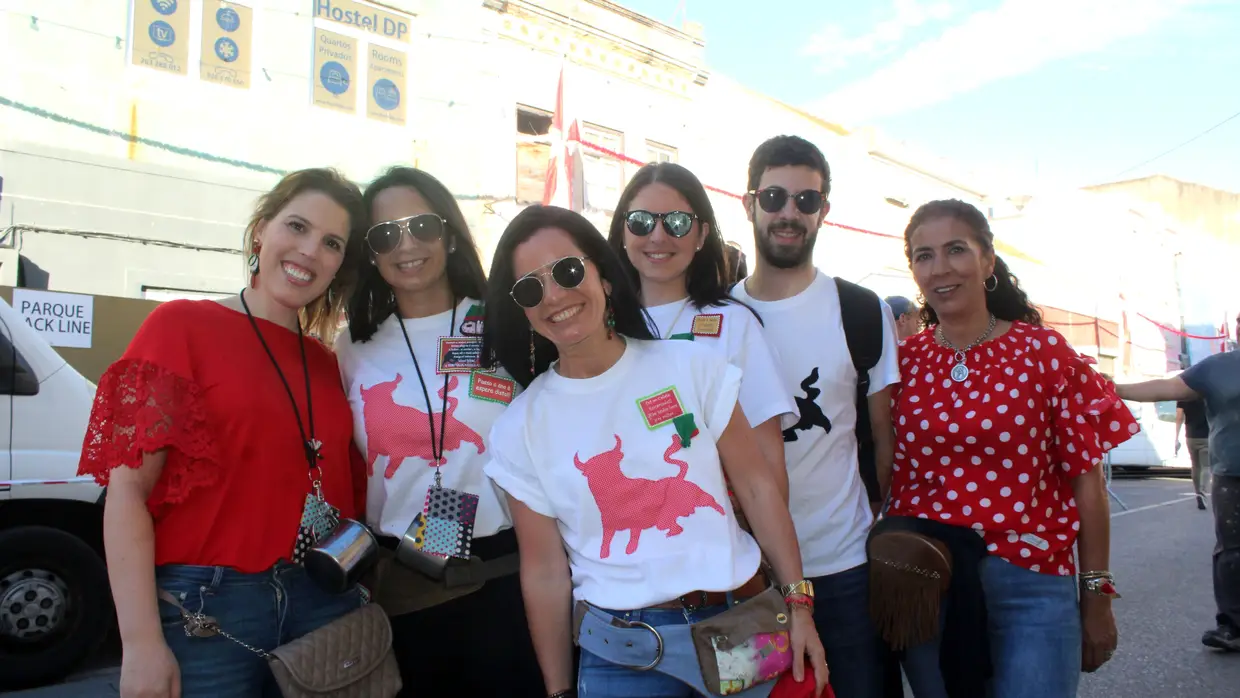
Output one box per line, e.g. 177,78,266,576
313,0,410,43
13,289,94,349
130,0,190,75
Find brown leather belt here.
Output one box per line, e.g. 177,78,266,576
651,572,769,611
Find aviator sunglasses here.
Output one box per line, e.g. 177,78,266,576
510,256,589,309
749,186,826,215
365,213,446,255
625,209,698,238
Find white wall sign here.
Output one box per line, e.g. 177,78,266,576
12,289,94,349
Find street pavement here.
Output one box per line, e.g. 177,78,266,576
4,478,1236,697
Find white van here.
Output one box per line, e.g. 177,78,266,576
0,297,113,689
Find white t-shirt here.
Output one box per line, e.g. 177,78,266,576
732,271,900,577
335,298,517,540
645,298,798,430
484,338,762,610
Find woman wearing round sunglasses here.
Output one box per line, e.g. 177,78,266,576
481,205,829,698
334,167,543,697
608,163,796,507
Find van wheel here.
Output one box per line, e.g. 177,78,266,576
0,526,113,689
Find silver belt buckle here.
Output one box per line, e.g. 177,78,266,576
624,620,664,671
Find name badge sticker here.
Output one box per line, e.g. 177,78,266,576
437,337,484,374
637,386,686,430
469,372,517,405
690,313,723,337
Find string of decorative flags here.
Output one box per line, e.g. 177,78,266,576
577,140,1227,341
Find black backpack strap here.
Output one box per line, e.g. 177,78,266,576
835,277,885,504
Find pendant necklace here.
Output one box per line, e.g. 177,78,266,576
936,314,997,383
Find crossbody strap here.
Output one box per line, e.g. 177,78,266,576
158,588,272,658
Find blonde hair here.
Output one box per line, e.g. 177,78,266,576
243,168,365,343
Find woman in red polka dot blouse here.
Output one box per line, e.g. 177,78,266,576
871,200,1138,698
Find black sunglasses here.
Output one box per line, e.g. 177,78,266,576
365,214,446,255
749,186,825,215
625,210,698,238
510,256,589,309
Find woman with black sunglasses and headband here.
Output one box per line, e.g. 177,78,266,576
481,205,829,698
334,167,543,697
608,163,796,509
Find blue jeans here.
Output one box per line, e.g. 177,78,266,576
157,563,364,697
902,557,1081,698
811,563,883,698
578,604,761,698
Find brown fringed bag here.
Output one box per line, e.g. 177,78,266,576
866,529,953,650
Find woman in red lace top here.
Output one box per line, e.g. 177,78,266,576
873,200,1136,698
77,169,369,698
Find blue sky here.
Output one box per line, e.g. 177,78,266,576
620,0,1240,194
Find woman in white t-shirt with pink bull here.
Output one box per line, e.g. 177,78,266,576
606,163,797,510
480,205,829,698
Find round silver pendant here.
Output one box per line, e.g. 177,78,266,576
950,362,970,382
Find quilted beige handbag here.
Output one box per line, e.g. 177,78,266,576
159,590,402,697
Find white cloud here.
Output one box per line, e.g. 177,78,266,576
810,0,1196,123
801,0,959,72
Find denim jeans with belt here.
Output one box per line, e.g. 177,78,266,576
901,557,1081,698
157,562,364,697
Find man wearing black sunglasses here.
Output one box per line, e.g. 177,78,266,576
732,135,900,698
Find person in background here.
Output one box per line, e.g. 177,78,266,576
78,168,368,697
1176,398,1211,509
336,167,543,697
481,205,829,698
726,240,749,285
879,199,1129,697
607,161,796,506
1116,350,1240,652
884,295,922,342
731,135,899,698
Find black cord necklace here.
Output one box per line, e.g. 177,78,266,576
396,300,457,488
240,290,321,479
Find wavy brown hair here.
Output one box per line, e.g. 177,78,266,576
243,167,365,343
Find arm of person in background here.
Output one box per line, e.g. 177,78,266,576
507,498,575,695
106,451,182,698
718,403,829,696
1114,376,1198,403
1072,463,1115,673
869,386,895,510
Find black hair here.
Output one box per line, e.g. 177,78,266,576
607,163,737,312
482,205,654,387
343,167,489,342
903,199,1042,327
746,135,832,196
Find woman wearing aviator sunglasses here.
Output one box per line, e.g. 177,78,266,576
334,167,543,697
608,163,796,510
481,205,829,698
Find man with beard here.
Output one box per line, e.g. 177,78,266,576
732,135,899,698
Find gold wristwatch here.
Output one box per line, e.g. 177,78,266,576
780,579,815,598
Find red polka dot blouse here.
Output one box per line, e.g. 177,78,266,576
888,322,1139,576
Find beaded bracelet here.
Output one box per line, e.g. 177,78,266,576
785,594,814,612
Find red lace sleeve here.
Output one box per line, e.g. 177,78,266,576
77,302,219,512
1037,327,1140,478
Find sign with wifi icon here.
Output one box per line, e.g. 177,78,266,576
130,0,189,75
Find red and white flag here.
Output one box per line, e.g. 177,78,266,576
542,62,585,211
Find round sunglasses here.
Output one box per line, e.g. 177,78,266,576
749,186,825,215
510,256,589,309
365,213,446,256
625,209,698,238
